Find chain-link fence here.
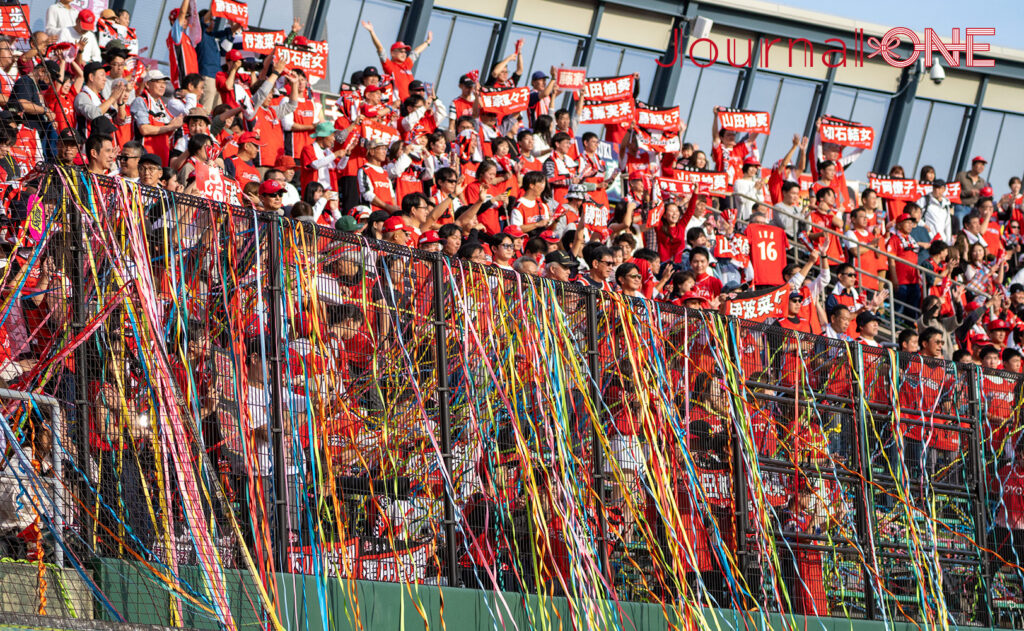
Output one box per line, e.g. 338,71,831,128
0,164,1014,629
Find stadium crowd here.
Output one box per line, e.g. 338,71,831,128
0,0,1018,371
0,3,1017,616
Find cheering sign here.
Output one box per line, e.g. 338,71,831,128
578,98,634,125
725,285,789,322
819,116,874,149
273,45,327,81
478,87,529,118
194,161,242,205
360,120,400,148
555,67,586,91
0,5,29,39
635,104,680,131
242,30,285,54
868,175,920,202
717,108,771,134
211,0,248,27
675,168,731,197
581,75,634,103
637,130,680,154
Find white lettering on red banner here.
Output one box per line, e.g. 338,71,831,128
581,75,634,103
555,67,586,91
716,108,771,134
675,168,731,197
273,45,327,81
360,121,400,147
868,175,921,202
635,105,681,131
0,5,30,39
725,285,789,322
478,87,530,118
241,30,285,55
211,0,248,28
578,98,635,125
819,116,875,149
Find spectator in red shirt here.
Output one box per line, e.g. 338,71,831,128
360,20,432,102
688,247,722,300
888,212,924,319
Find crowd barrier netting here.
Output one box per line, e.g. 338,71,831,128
0,164,1020,629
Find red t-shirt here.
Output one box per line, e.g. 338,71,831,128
382,57,415,102
745,224,788,285
693,273,723,300
887,232,921,286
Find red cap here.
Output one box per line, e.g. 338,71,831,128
274,155,297,170
540,230,560,244
980,185,994,198
390,41,412,52
989,319,1012,331
628,170,645,181
78,9,96,29
259,180,284,195
419,230,442,244
743,156,761,166
967,299,985,312
383,216,411,233
168,8,180,21
896,212,914,223
238,131,263,146
679,291,709,306
293,36,310,47
226,49,244,62
972,155,988,164
364,84,381,93
503,226,526,239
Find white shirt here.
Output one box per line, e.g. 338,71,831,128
733,177,764,223
309,142,339,189
45,2,79,37
921,193,953,244
58,27,101,64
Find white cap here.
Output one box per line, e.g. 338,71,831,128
145,69,171,82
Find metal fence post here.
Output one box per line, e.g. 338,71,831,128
723,316,749,605
431,254,459,587
266,218,290,571
67,175,93,548
853,345,877,620
969,365,993,626
585,289,612,586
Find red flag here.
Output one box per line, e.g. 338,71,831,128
724,285,789,322
211,0,248,28
635,104,681,131
581,75,634,103
717,108,771,134
242,30,285,55
0,5,30,39
819,115,874,149
478,87,530,118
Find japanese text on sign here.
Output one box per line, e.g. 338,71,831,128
716,108,771,134
555,67,586,91
242,30,284,54
581,75,634,102
273,45,327,81
211,0,248,28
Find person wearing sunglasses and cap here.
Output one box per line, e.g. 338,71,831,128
258,179,288,215
360,20,432,102
131,69,184,165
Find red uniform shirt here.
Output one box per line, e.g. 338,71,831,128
887,232,921,286
745,224,788,286
382,57,415,102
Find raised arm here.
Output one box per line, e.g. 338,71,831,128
412,31,433,57
360,21,385,57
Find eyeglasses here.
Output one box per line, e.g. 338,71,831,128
439,179,456,184
840,272,855,277
625,273,641,280
499,243,514,250
262,191,285,198
598,259,614,266
118,154,140,161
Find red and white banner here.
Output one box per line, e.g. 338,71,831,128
674,168,731,197
636,129,680,154
360,120,400,147
211,0,248,27
724,285,789,322
581,75,634,103
555,67,586,91
242,30,285,54
819,115,875,149
273,45,327,81
798,174,813,198
194,161,242,205
868,175,921,202
478,86,529,118
288,538,431,581
717,108,770,134
655,177,705,198
0,5,30,39
635,104,681,131
578,98,634,125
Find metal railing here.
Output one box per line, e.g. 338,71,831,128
0,164,1019,630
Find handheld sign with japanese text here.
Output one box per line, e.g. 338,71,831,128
555,67,586,91
211,0,248,28
242,30,285,55
819,115,875,149
581,75,634,103
478,87,530,118
717,108,770,134
273,44,327,81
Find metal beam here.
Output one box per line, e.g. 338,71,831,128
955,76,989,176
401,0,436,58
650,5,696,108
486,0,520,79
734,34,763,109
577,2,605,70
873,64,920,174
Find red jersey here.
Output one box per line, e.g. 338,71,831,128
382,57,415,102
994,465,1024,530
44,86,77,132
807,209,845,264
692,273,723,300
745,224,788,286
887,232,921,286
167,31,199,90
712,141,753,185
230,157,261,186
287,97,315,159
